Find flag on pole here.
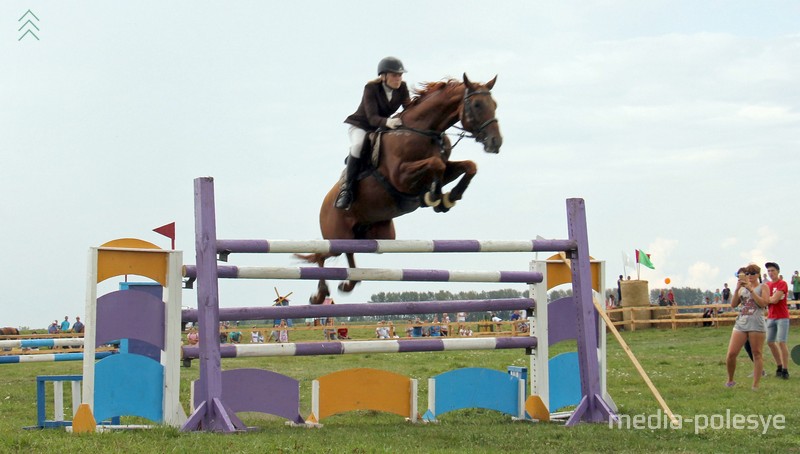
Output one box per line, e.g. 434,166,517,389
153,222,176,249
622,251,634,275
636,249,655,269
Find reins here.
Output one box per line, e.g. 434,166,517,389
388,86,497,151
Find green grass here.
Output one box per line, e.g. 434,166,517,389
1,327,799,453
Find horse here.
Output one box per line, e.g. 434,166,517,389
298,74,502,304
1,327,20,336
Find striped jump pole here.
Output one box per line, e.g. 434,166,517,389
0,338,84,349
182,298,534,323
182,337,537,359
216,238,577,256
183,265,542,284
0,351,114,365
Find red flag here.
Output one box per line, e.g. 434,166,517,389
153,222,176,249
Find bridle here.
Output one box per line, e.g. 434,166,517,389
450,89,498,148
392,87,498,150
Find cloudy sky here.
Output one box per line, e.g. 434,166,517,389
2,1,799,328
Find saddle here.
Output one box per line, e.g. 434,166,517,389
341,131,422,214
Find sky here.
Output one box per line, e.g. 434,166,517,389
2,1,799,329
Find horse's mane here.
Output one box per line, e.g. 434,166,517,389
408,79,462,108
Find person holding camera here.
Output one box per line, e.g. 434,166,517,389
725,264,769,389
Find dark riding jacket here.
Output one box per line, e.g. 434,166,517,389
344,79,411,131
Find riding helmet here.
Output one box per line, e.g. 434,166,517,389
377,57,407,75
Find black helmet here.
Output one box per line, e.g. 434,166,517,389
377,57,407,75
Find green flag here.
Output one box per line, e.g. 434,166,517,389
637,249,655,269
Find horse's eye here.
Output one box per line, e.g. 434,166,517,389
473,101,482,109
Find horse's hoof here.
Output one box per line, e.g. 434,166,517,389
442,192,457,209
424,192,441,207
338,280,359,293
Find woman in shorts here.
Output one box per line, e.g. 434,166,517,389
725,264,769,389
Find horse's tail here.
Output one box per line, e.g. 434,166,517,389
294,253,327,266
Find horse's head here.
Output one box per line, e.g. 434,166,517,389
461,73,502,154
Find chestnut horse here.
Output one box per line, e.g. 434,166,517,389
1,327,20,336
300,74,502,304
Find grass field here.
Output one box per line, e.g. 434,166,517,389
1,327,798,453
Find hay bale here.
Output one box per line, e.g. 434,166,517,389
620,280,651,329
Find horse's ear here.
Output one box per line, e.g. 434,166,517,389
463,73,475,91
486,75,497,90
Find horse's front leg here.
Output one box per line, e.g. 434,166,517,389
435,160,477,213
338,252,359,293
396,157,446,208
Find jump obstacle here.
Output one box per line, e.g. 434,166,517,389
183,176,615,432
73,238,187,431
63,176,615,431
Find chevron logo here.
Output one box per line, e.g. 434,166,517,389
18,9,40,41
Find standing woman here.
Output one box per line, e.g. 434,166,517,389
335,57,412,210
725,264,769,389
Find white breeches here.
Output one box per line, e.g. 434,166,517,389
348,125,368,158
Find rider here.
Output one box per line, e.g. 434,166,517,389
335,56,412,210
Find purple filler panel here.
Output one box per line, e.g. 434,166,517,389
193,369,304,424
96,290,165,349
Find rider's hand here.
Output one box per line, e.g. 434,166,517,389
385,118,402,129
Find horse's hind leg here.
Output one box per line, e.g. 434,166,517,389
306,254,331,304
338,253,359,293
309,279,330,304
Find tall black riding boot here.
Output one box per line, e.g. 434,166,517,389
334,155,361,210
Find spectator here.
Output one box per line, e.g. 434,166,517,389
726,264,768,389
765,262,790,379
60,316,70,333
657,290,669,306
337,323,351,340
667,289,676,306
376,321,390,339
606,293,617,309
456,311,467,333
269,323,281,342
617,275,624,305
792,271,800,310
48,321,59,334
429,317,441,337
388,321,399,338
702,296,715,327
251,326,261,343
72,316,84,334
228,329,242,344
721,283,732,311
323,318,337,341
187,327,199,345
277,320,289,343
